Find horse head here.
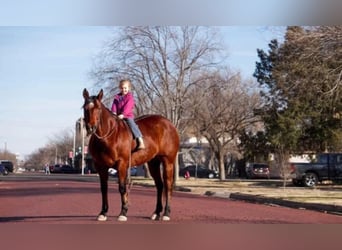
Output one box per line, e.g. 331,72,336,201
82,88,104,135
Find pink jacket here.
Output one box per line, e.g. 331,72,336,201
111,92,135,119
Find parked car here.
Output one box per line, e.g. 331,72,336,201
51,164,80,174
246,163,270,179
50,164,62,173
179,165,219,179
0,160,14,172
290,153,342,187
60,165,80,174
0,164,9,175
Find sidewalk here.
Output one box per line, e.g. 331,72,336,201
132,177,342,215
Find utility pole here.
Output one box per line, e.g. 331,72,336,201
4,141,7,158
81,117,85,175
55,146,58,164
72,129,76,168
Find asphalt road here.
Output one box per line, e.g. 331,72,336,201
1,173,342,224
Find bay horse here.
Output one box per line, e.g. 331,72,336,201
82,88,180,222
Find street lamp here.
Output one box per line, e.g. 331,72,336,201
75,117,86,175
195,138,202,179
81,118,85,175
72,130,76,168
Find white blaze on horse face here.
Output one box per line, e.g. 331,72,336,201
84,101,97,133
88,102,94,109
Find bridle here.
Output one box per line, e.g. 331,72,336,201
84,98,115,140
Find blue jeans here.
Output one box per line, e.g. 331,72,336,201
125,118,143,139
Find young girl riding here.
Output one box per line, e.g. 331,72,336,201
111,79,145,150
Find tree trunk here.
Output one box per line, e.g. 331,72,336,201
218,151,226,180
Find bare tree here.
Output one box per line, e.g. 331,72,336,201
272,146,292,188
186,70,261,180
0,149,17,167
48,128,74,164
90,26,228,182
91,26,225,132
24,128,74,170
284,26,341,95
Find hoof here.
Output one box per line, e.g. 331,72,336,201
162,216,170,221
118,215,127,222
151,213,160,221
97,214,107,221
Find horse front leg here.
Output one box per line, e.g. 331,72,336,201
117,169,129,222
97,169,109,221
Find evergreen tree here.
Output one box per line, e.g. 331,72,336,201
254,26,342,154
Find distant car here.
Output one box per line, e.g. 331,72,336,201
51,164,79,174
0,164,9,175
0,160,14,172
50,164,62,173
60,165,80,174
246,163,270,179
179,165,219,179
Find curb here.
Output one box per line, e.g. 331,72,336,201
134,181,342,216
227,192,342,216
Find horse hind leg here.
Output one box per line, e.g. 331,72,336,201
148,158,163,220
117,168,129,222
161,157,175,221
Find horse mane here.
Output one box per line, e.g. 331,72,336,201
92,96,120,119
135,114,156,121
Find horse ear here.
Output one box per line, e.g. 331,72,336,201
83,88,89,99
97,89,103,101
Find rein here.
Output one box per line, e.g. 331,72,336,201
122,120,133,192
92,107,116,140
93,126,115,140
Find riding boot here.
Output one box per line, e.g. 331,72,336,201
137,137,145,150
